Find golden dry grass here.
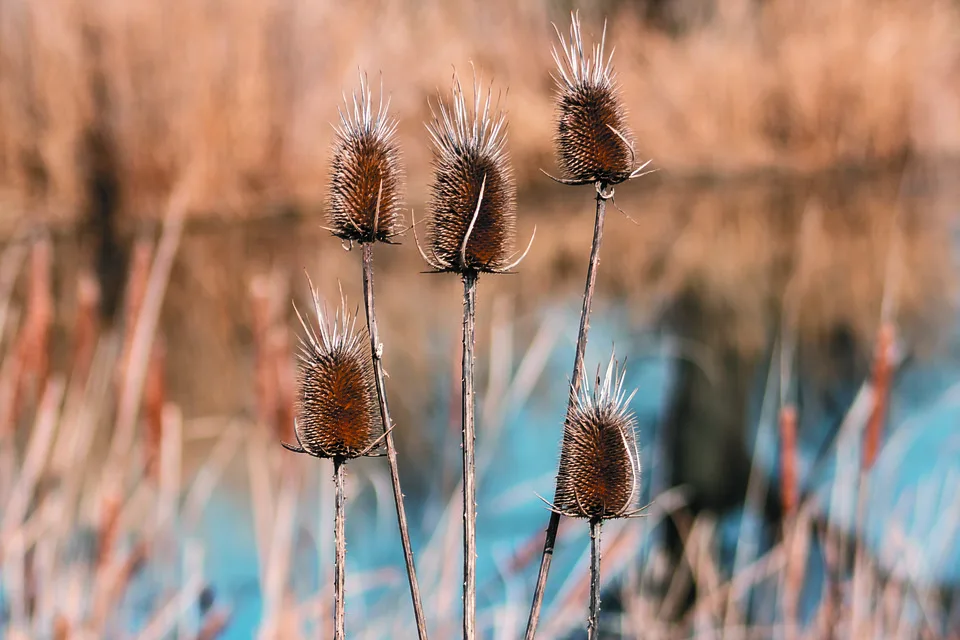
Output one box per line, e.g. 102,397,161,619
0,0,958,229
621,0,960,175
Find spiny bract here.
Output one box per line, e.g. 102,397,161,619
328,73,404,244
552,353,641,520
289,277,382,459
422,72,517,274
552,12,634,185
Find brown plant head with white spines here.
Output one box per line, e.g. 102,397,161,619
550,12,648,187
327,72,404,245
549,352,642,520
283,274,384,460
415,70,534,275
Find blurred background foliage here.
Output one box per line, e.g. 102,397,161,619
0,0,959,637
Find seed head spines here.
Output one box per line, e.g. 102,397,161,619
285,275,383,460
328,72,404,244
550,12,641,186
550,352,641,520
418,71,524,275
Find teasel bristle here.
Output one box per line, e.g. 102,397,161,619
550,12,641,186
283,274,384,459
327,72,404,244
416,71,534,274
549,352,641,520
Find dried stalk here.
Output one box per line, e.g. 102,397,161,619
462,270,478,640
525,182,607,639
779,404,800,639
110,186,187,462
333,456,346,640
780,405,798,518
360,242,429,639
863,324,894,471
587,518,602,640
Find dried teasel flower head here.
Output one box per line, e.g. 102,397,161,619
327,72,404,245
282,274,384,460
549,352,641,520
550,12,644,187
416,70,534,275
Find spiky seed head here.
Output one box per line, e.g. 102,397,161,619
328,73,404,244
552,12,633,185
553,353,641,520
291,277,382,459
423,71,517,274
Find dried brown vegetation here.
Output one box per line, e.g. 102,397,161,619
328,75,405,244
0,174,954,638
552,356,641,521
2,0,958,231
124,171,953,438
527,13,641,632
621,0,960,176
0,2,955,635
552,15,634,185
423,73,517,274
288,282,382,460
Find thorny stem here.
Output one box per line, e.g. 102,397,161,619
588,518,602,640
525,182,607,640
360,244,430,639
333,457,346,640
462,270,478,640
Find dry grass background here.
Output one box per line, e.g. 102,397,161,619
1,2,959,636
0,0,959,230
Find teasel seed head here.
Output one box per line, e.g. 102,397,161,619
550,12,638,186
327,72,404,245
416,71,534,275
549,352,641,520
283,274,383,460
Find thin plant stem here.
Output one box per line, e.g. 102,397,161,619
850,325,894,637
525,181,608,640
333,456,346,640
588,518,602,640
462,270,478,640
780,407,800,640
360,243,430,639
110,185,188,463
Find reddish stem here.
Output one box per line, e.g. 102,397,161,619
779,404,798,517
863,323,894,471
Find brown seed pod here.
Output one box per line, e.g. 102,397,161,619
327,73,404,244
418,72,520,274
284,276,383,459
551,353,641,520
552,13,635,186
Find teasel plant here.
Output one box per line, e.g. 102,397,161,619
322,71,430,639
414,69,534,640
526,12,653,638
281,278,391,640
537,353,643,640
